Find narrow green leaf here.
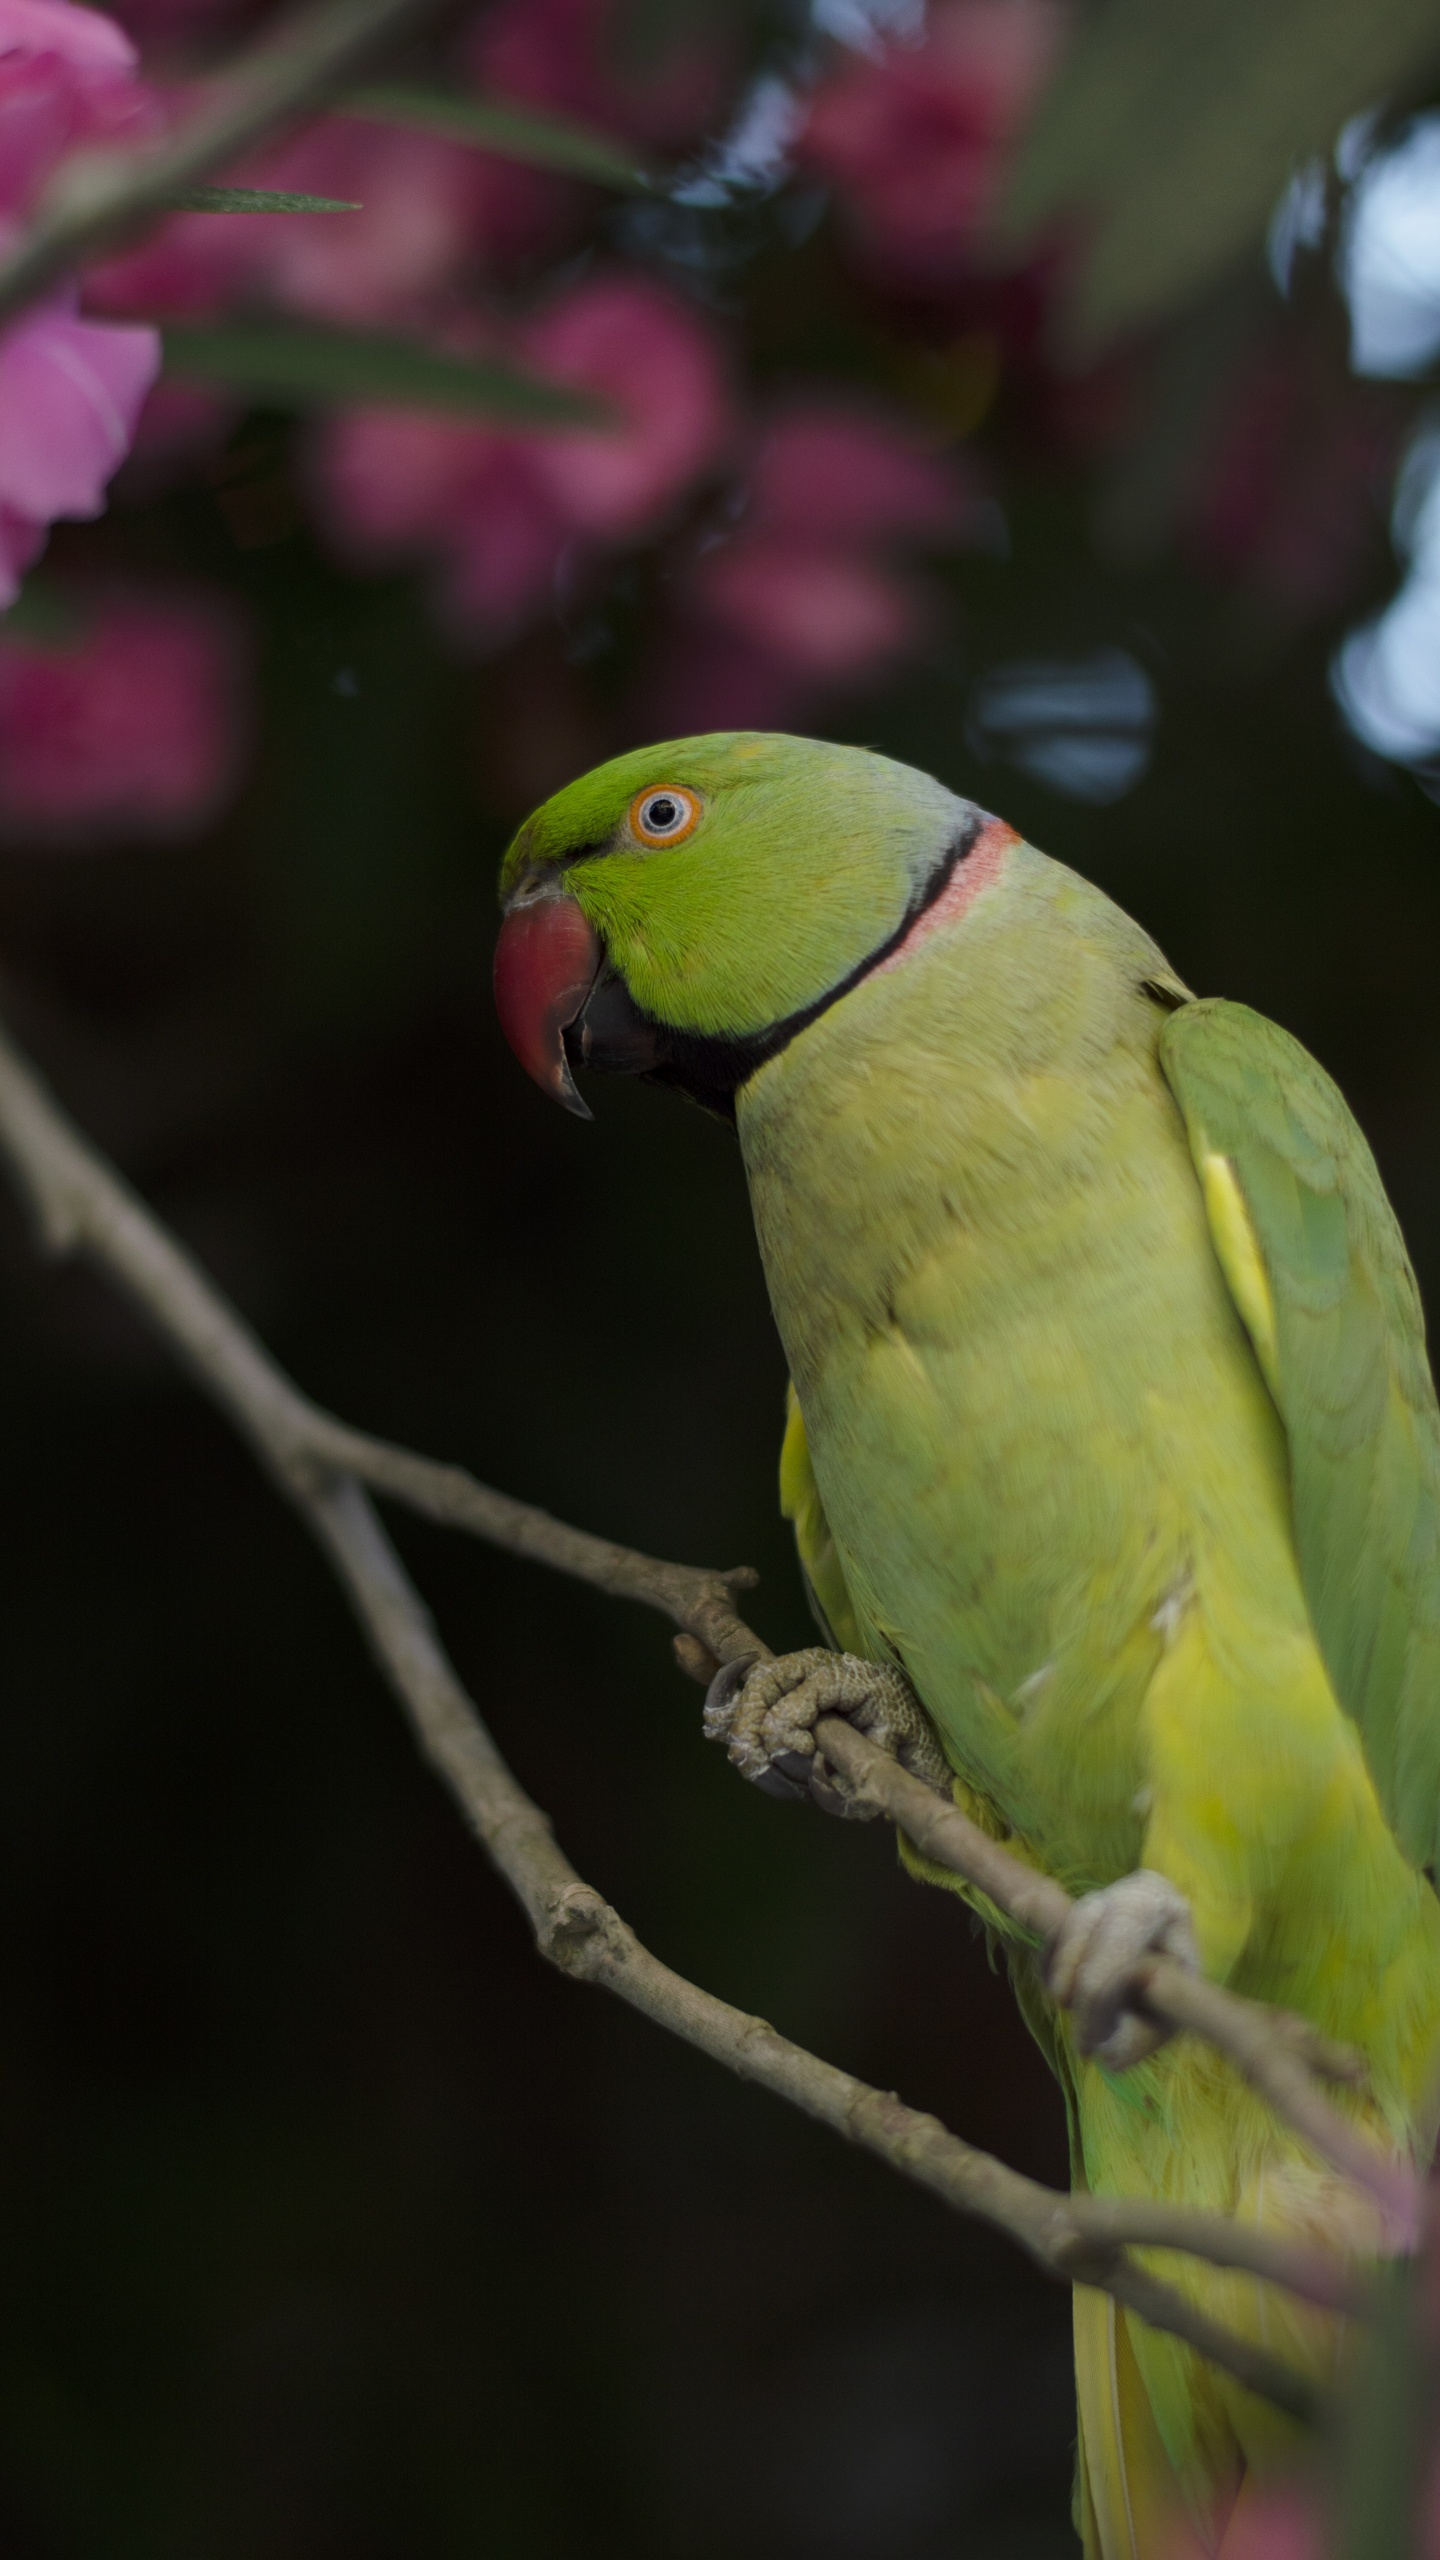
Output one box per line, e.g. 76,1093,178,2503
164,187,363,213
161,318,611,425
338,84,659,193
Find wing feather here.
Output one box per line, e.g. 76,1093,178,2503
1161,997,1440,1871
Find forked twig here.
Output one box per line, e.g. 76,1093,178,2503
216,1279,1413,2240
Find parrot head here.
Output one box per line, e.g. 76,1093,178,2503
494,731,999,1119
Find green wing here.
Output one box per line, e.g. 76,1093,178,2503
1161,997,1440,1873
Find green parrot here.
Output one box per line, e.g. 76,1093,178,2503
493,731,1440,2557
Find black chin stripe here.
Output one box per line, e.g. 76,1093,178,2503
568,813,987,1122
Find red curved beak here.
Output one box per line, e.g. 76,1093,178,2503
494,888,601,1119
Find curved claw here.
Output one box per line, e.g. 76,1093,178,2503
699,1645,947,1822
753,1761,809,1802
703,1651,761,1741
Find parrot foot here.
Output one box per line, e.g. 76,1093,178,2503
1045,1870,1200,2070
703,1647,951,1821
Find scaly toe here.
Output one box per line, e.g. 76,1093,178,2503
700,1648,904,1817
1046,1869,1199,2069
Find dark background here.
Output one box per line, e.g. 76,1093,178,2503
6,8,1440,2549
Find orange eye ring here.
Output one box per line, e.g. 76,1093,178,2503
628,784,702,847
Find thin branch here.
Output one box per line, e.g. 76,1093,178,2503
0,0,445,328
0,1018,1360,2417
226,1345,1415,2239
810,1723,1416,2243
306,1416,765,1667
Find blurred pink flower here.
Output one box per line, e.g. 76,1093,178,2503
244,117,488,321
0,584,249,841
0,0,134,71
88,4,735,349
0,0,162,602
90,112,521,326
466,0,728,153
648,400,978,724
0,294,160,605
440,447,571,633
524,271,733,537
692,544,931,678
313,271,732,643
84,197,246,322
797,0,1063,281
319,410,568,631
0,0,158,225
740,404,970,544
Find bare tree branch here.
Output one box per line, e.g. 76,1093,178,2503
0,0,445,328
0,1016,1374,2419
809,1724,1416,2242
241,1345,1415,2238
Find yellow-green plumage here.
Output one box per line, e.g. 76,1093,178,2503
749,840,1440,2536
499,735,1440,2554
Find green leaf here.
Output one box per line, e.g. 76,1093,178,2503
338,84,659,192
999,0,1440,345
164,187,363,213
161,319,611,424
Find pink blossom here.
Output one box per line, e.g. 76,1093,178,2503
523,272,732,538
0,295,160,606
227,119,489,322
656,400,976,721
439,448,570,633
0,0,135,73
90,113,507,327
691,543,932,678
90,5,729,333
312,272,732,643
317,408,571,633
315,405,564,640
797,0,1063,281
316,406,483,554
0,0,162,603
734,402,974,546
83,200,245,321
0,0,158,225
0,584,249,842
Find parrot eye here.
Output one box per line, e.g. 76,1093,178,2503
629,785,701,847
